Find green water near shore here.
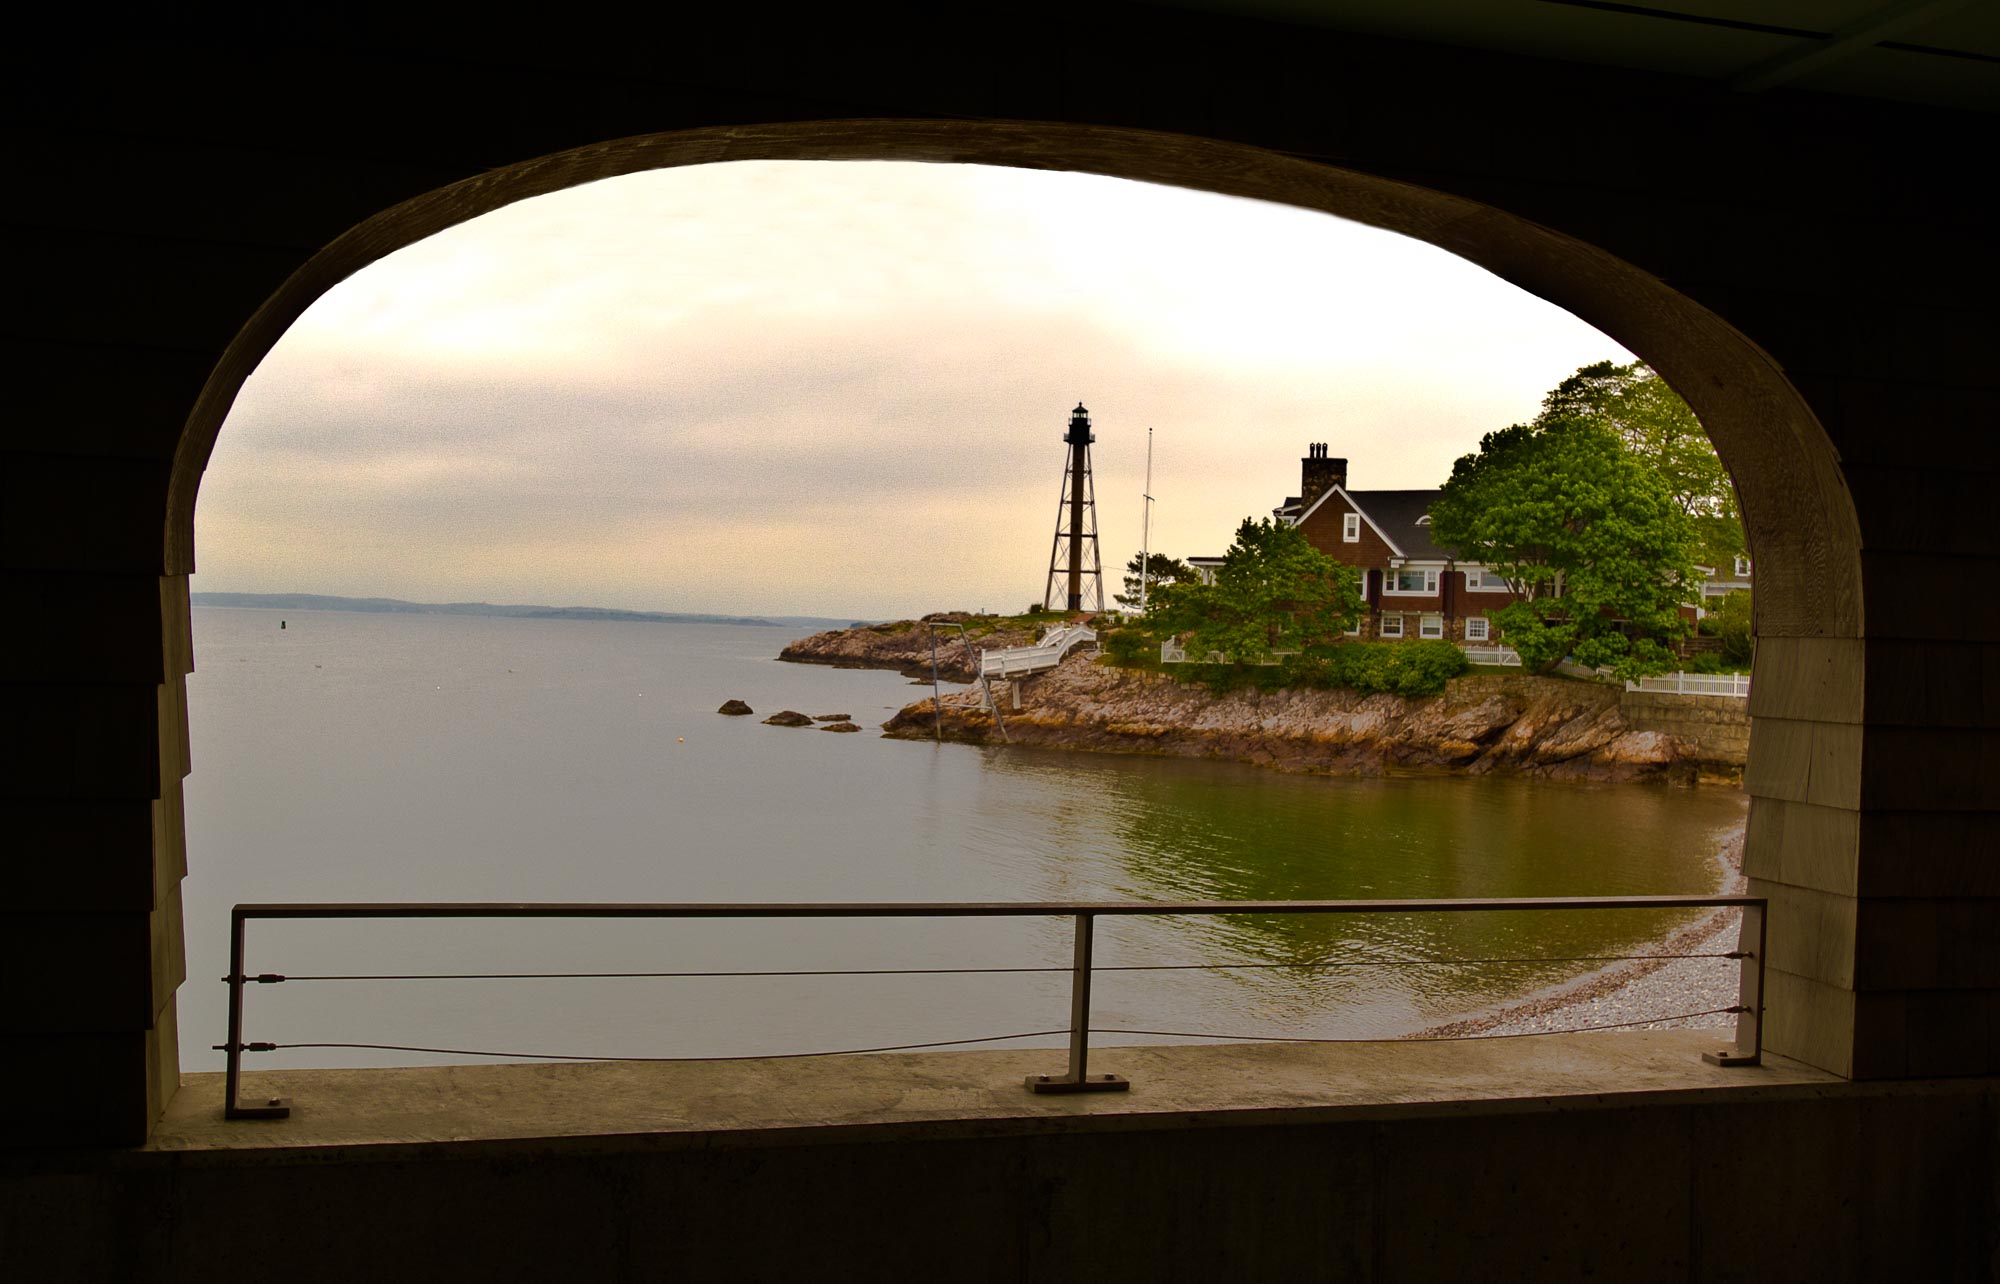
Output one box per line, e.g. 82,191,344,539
183,608,1745,1070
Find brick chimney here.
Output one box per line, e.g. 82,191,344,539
1300,443,1348,510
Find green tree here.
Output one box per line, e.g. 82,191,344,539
1700,588,1754,667
1151,518,1364,663
1429,416,1697,679
1541,361,1744,568
1113,551,1198,609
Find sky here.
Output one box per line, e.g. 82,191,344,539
196,160,1632,620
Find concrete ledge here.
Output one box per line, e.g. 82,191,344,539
127,1030,1842,1161
9,1035,1996,1283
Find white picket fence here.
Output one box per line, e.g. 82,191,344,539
1158,642,1295,666
1625,671,1751,698
1460,645,1522,667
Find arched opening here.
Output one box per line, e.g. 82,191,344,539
165,120,1859,1087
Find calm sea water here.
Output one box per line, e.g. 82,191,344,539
181,607,1746,1071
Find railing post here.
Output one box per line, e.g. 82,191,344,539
1704,898,1765,1067
222,909,290,1119
1028,912,1129,1094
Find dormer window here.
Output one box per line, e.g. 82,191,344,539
1416,515,1431,525
1342,513,1360,542
1733,555,1751,577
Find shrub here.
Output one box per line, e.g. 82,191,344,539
1704,590,1753,665
1379,640,1473,696
1099,626,1153,667
1174,640,1468,698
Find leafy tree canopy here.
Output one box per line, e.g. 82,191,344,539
1429,413,1697,678
1149,517,1364,663
1700,588,1754,666
1541,361,1744,567
1114,551,1198,609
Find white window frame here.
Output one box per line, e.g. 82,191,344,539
1378,612,1404,639
1419,614,1444,640
1384,567,1439,595
1342,512,1360,543
1464,616,1490,642
1464,568,1509,592
1733,555,1752,577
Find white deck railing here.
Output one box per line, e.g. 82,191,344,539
980,625,1099,679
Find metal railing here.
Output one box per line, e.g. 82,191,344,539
219,894,1766,1120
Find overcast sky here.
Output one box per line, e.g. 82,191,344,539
196,160,1631,620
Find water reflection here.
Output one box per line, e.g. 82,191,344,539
980,748,1744,1034
186,611,1746,1063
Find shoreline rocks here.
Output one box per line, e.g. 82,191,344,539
762,710,814,727
717,699,754,716
778,613,1043,682
883,654,1741,786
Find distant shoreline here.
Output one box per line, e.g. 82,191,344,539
191,592,856,632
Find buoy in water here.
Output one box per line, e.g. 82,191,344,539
678,737,685,743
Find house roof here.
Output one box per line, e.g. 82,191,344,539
1346,490,1451,561
1208,485,1458,567
1292,484,1454,562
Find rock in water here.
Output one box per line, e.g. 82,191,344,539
821,720,863,733
717,699,754,716
762,710,814,727
813,713,851,722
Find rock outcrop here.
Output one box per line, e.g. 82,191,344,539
778,613,1043,682
762,710,814,727
883,655,1737,785
821,720,863,733
717,699,754,716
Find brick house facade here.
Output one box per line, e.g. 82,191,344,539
1190,445,1526,646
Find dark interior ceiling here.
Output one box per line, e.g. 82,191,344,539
1158,0,2000,110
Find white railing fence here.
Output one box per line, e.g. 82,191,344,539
1625,671,1751,698
980,626,1099,679
1157,642,1292,666
1459,645,1522,667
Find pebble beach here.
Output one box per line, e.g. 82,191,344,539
1417,825,1748,1041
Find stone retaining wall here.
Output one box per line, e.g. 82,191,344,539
1618,690,1750,766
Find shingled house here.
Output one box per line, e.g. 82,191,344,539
1189,445,1524,646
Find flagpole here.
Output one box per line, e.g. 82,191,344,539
1139,426,1154,615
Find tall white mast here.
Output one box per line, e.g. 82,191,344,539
1138,426,1155,615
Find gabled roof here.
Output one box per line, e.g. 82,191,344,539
1348,490,1452,561
1293,484,1455,560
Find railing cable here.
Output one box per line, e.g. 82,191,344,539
255,1029,1072,1063
223,1008,1748,1067
1096,1007,1746,1044
252,950,1741,984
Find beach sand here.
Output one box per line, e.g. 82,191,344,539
1416,825,1748,1041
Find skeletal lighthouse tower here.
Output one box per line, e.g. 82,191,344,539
1042,402,1105,613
